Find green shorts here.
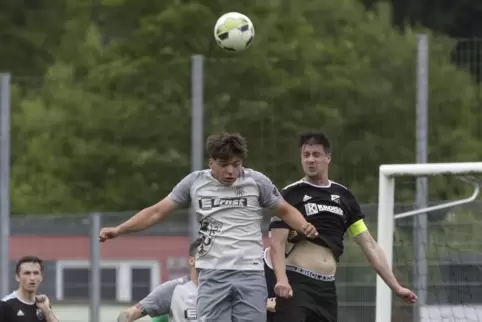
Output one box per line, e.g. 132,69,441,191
152,316,168,322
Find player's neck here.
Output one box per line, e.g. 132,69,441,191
15,288,35,303
303,176,330,186
190,270,198,286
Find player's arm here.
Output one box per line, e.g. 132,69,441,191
345,193,404,293
115,172,198,235
269,228,290,286
117,279,181,321
253,171,318,238
352,229,404,291
273,199,318,237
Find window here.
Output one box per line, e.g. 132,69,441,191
56,260,160,303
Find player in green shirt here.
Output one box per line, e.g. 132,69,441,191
152,315,168,322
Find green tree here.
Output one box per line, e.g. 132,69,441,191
11,0,482,213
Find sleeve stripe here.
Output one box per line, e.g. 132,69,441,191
347,219,368,237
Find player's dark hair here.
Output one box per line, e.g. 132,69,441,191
299,131,331,154
189,238,202,257
15,255,44,274
206,132,248,160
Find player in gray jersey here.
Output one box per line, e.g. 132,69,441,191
117,239,202,322
100,132,318,322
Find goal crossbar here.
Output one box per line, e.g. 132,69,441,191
375,162,482,322
394,176,481,220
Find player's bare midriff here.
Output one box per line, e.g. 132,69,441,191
286,239,337,275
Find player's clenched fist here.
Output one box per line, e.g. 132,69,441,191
274,280,293,299
302,223,318,238
99,227,120,242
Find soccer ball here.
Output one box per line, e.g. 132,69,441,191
213,12,255,51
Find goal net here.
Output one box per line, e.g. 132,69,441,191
376,162,482,322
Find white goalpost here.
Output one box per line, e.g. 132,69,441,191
375,162,482,322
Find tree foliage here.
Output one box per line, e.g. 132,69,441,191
6,0,482,213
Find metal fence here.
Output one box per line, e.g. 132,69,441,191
4,200,482,321
2,34,482,322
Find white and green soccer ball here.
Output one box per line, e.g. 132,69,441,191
214,12,255,51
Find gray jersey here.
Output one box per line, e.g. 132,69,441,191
139,276,189,317
169,281,198,322
168,168,282,270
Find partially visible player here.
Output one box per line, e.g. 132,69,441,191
118,238,202,322
120,239,280,322
0,255,58,322
264,247,276,321
269,132,417,322
101,132,318,322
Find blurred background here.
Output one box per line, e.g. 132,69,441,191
1,0,482,321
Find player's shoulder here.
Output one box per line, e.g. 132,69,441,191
173,280,196,292
329,181,355,196
186,169,209,181
167,276,190,287
242,168,265,179
1,292,17,303
281,179,305,192
241,168,273,184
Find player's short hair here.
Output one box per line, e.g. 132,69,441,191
189,238,202,257
299,131,331,154
15,255,44,274
206,132,248,161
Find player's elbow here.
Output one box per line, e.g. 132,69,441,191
151,197,178,221
117,311,133,322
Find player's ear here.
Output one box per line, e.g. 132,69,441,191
208,158,214,169
188,256,195,267
15,274,20,283
326,153,332,164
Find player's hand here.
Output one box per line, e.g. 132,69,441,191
394,286,417,303
266,298,276,312
302,223,318,238
35,295,50,311
274,280,293,299
99,227,120,242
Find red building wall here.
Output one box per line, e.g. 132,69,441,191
10,235,270,281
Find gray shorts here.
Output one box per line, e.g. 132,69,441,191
196,269,267,322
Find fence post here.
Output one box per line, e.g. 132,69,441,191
0,73,11,297
414,33,429,322
189,55,204,241
89,212,102,322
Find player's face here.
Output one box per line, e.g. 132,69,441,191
209,156,243,185
301,144,331,178
16,262,43,293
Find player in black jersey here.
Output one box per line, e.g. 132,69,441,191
0,255,58,322
269,132,417,322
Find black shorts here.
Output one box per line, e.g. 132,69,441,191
273,265,338,322
264,259,276,322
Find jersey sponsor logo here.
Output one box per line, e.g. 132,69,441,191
184,308,197,320
305,203,344,217
331,194,341,204
198,197,247,210
198,217,223,257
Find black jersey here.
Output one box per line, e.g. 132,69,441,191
1,292,47,321
269,179,365,261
